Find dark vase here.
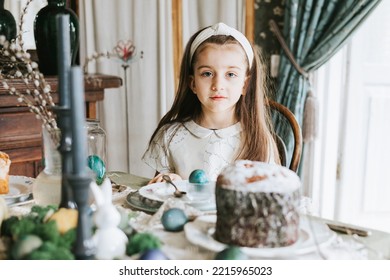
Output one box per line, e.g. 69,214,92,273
0,0,17,42
34,0,79,75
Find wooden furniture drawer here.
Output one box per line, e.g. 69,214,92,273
0,110,42,143
6,146,43,177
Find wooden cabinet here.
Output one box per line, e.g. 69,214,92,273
0,74,122,178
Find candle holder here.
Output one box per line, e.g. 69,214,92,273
54,106,77,208
67,66,95,259
68,174,95,259
54,15,76,208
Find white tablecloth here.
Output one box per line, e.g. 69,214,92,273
4,172,390,260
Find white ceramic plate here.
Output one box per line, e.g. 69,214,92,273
0,175,34,205
138,180,216,211
184,215,336,259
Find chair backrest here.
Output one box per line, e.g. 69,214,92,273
267,100,302,172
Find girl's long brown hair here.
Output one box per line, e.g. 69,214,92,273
147,26,279,163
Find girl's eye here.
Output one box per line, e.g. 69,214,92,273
227,72,237,78
201,71,213,77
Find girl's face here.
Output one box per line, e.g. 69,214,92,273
189,43,248,121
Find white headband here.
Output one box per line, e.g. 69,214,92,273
190,22,254,67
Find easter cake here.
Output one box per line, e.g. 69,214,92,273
0,152,11,195
214,160,301,248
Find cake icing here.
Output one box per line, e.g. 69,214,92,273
216,160,300,193
215,160,301,248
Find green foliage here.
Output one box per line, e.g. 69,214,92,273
57,228,76,249
33,220,61,243
26,241,74,260
29,205,58,223
1,216,29,238
1,205,76,259
126,232,161,256
6,217,36,240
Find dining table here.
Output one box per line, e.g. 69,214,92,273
2,171,390,260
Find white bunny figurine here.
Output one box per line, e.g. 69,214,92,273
90,178,128,260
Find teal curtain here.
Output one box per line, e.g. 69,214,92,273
276,0,382,160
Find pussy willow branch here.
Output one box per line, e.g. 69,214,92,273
16,0,35,50
0,36,58,136
83,51,112,74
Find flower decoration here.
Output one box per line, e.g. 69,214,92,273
113,40,136,64
83,39,143,75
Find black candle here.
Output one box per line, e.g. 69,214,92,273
69,66,87,176
56,14,71,108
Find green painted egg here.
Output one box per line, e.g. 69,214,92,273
161,208,188,232
189,169,209,184
214,246,248,260
87,155,106,185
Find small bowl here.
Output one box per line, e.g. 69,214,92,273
186,181,215,202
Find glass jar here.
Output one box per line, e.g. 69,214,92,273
32,126,62,206
86,119,107,185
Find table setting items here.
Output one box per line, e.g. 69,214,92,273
2,176,34,207
32,126,62,207
32,121,107,208
162,175,186,198
129,169,217,214
129,160,387,260
186,169,214,202
135,180,216,212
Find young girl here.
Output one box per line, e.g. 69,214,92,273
143,22,280,183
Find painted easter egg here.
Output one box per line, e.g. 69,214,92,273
189,169,209,184
161,208,188,232
214,246,248,260
87,155,106,185
139,248,169,260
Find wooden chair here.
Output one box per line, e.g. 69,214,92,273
267,100,303,172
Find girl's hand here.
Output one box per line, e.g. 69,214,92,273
148,173,183,184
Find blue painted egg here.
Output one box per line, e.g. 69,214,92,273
189,169,209,184
87,155,106,185
139,249,169,260
215,246,248,260
161,208,188,232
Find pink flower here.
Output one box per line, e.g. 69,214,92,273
113,40,136,63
